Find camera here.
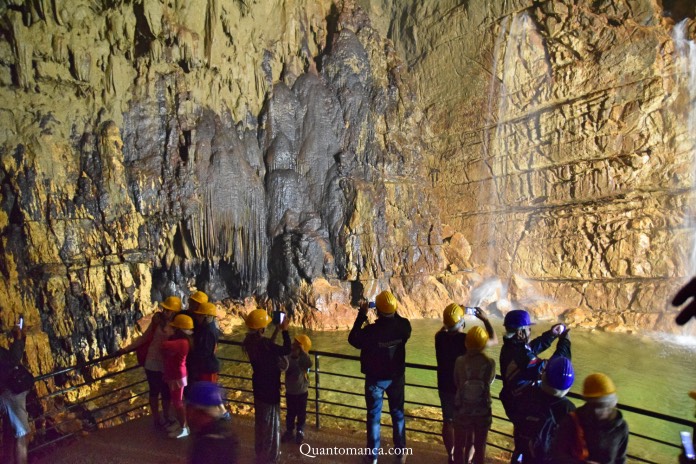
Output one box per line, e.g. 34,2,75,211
272,311,286,325
464,307,477,316
368,301,376,309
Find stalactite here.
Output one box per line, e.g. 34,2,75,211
204,0,220,66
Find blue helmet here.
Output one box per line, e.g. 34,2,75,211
504,309,535,329
545,356,575,390
187,381,224,407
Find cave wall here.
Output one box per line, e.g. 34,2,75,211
3,0,696,373
0,0,444,371
362,0,696,331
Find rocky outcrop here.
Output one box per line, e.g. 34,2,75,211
365,0,696,332
0,0,446,373
2,0,696,376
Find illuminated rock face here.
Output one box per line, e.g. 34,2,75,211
1,0,696,370
0,0,443,369
366,0,696,332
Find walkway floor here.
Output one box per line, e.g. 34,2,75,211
31,414,508,463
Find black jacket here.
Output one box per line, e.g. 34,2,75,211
244,331,291,404
515,385,576,463
188,320,220,375
435,330,467,394
0,337,25,392
500,330,570,393
348,312,411,380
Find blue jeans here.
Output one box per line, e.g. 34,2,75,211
365,375,406,457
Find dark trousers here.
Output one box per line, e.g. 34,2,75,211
285,392,308,432
254,399,280,464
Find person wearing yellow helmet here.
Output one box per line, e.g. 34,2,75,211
348,290,412,464
243,308,291,464
161,314,194,439
281,334,313,445
435,304,496,463
187,302,220,383
188,291,208,314
551,372,628,463
453,326,496,464
118,296,183,431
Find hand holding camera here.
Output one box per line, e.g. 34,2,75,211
551,323,567,336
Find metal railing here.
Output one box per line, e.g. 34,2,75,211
216,339,695,464
0,337,691,463
18,352,150,456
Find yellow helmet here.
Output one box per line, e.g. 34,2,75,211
245,309,271,330
194,302,217,317
443,303,464,329
465,326,489,351
294,334,312,353
189,291,208,304
170,314,194,330
583,373,616,398
160,296,182,313
375,290,398,314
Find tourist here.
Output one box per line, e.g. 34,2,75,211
348,290,412,464
453,326,496,464
119,296,181,430
162,313,195,439
243,308,291,464
514,356,576,463
186,381,239,464
550,373,628,464
188,301,220,383
435,304,496,463
499,309,570,462
0,323,30,464
281,334,313,445
184,290,209,322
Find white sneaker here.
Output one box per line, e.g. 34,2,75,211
169,426,189,439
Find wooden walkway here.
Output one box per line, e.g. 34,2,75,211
29,414,496,464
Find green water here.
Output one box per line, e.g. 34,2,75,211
222,318,696,462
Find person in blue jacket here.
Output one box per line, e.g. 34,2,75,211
499,309,570,463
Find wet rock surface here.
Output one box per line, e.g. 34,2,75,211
2,0,696,378
0,0,444,373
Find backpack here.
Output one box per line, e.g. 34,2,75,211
456,359,492,416
517,396,569,461
7,363,34,394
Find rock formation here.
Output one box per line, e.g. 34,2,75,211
1,0,696,377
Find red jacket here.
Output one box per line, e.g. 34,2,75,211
161,338,190,382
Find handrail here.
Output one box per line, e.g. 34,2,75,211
218,339,695,430
217,338,692,463
4,335,690,463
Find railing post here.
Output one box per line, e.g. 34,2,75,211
314,353,320,429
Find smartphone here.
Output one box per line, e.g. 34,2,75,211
368,301,376,309
681,431,695,460
464,306,477,316
272,311,286,325
17,316,23,330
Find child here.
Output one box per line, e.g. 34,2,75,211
281,334,313,444
161,314,194,439
453,326,496,464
